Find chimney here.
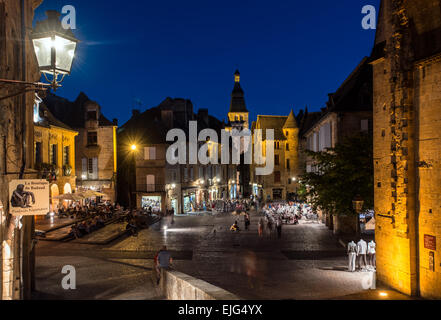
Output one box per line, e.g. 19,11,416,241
113,118,118,126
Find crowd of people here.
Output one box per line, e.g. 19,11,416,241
66,202,124,239
262,202,316,225
57,201,121,220
213,198,260,213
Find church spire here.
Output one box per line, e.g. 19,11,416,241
229,69,248,113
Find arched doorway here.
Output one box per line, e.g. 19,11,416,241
50,184,59,213
63,183,72,194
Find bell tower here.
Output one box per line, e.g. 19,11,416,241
227,70,249,131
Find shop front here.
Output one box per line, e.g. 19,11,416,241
141,195,162,213
183,192,196,213
229,184,238,200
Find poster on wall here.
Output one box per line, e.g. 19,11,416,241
9,180,50,216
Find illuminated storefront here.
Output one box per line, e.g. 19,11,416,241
142,196,162,213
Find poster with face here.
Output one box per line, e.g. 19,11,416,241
9,180,50,216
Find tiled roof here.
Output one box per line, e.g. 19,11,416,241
35,103,76,132
254,115,288,141
43,92,115,129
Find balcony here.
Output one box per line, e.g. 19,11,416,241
135,184,166,193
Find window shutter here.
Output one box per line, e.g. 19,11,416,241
82,158,87,177
151,147,156,160
146,175,155,192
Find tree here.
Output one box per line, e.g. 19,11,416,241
300,133,373,218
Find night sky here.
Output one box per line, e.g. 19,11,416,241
34,0,380,125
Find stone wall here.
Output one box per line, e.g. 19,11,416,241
160,269,240,300
0,0,43,300
373,0,441,298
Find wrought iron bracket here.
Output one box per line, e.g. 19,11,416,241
0,79,50,101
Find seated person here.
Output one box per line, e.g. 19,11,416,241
96,217,105,228
126,218,138,235
230,221,240,232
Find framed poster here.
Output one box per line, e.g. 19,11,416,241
424,235,437,251
9,180,50,216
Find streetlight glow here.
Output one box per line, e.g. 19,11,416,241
131,145,137,151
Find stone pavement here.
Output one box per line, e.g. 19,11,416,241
34,211,411,300
36,216,83,232
33,256,162,300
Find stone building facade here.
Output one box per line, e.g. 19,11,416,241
372,0,441,299
0,0,43,300
250,111,300,201
300,57,373,175
44,92,118,203
33,102,78,214
117,98,231,214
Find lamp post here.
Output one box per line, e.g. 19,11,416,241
0,10,79,100
352,194,364,235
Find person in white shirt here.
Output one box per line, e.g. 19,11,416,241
367,240,376,269
347,241,357,272
357,239,368,270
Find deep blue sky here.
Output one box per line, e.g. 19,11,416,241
34,0,380,125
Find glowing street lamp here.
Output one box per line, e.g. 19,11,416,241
31,10,79,90
131,144,137,151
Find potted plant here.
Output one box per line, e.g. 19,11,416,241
63,164,72,176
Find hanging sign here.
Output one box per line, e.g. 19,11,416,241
424,235,437,251
9,180,50,216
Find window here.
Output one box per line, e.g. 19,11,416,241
87,111,97,121
274,171,281,183
88,158,93,174
286,143,290,151
144,147,157,160
87,131,98,146
190,167,194,180
275,155,280,166
199,167,204,179
50,144,57,165
319,123,332,151
63,146,70,166
274,141,280,150
361,119,369,132
286,159,291,170
35,142,42,165
82,158,87,179
288,179,292,185
87,158,98,179
146,175,155,192
184,167,189,182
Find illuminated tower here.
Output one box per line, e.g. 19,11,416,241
227,70,249,131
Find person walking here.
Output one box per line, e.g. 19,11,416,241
156,246,173,285
276,218,282,239
244,214,251,231
258,218,264,237
267,218,273,239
